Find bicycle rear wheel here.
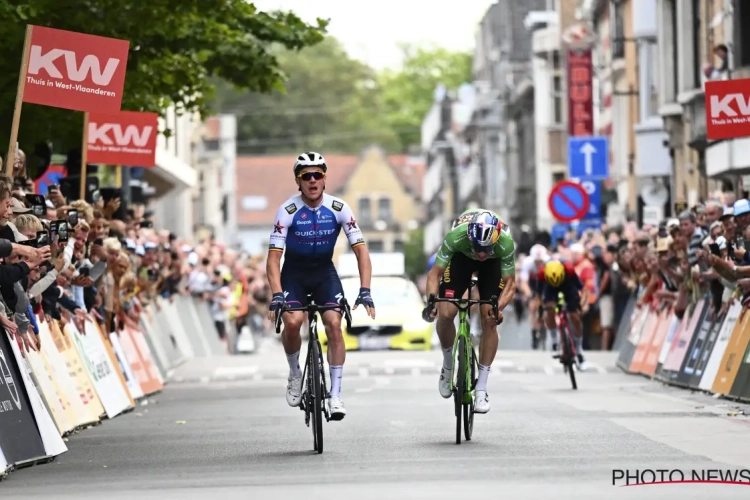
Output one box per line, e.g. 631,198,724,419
561,325,577,390
455,336,465,444
310,339,324,453
463,344,476,441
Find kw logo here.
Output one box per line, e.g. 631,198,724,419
28,46,120,86
88,123,153,147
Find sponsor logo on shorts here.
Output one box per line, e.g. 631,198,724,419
443,266,451,283
445,289,455,298
285,203,297,214
332,200,343,211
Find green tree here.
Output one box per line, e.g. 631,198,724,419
403,227,427,280
214,36,399,155
379,44,473,152
0,1,327,172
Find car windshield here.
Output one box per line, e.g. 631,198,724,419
341,277,423,308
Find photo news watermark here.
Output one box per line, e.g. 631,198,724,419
613,469,750,487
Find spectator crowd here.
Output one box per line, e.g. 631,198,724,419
0,150,276,357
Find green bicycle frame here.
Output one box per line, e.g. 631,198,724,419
449,308,475,405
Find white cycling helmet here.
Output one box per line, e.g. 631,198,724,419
294,152,327,176
530,244,548,261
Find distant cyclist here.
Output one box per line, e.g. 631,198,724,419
266,152,376,420
422,209,517,413
518,244,550,349
538,259,588,371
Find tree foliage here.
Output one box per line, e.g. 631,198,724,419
379,44,473,152
0,0,327,170
214,36,399,155
403,227,426,280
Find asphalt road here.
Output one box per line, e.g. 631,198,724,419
3,328,750,499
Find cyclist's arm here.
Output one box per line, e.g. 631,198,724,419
496,238,517,311
336,200,371,289
426,235,456,298
266,204,292,295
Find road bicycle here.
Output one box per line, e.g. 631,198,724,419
427,277,500,444
275,294,352,454
551,291,578,390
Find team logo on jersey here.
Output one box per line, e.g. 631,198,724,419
273,221,285,234
285,203,297,214
346,217,358,230
301,212,307,219
332,200,343,211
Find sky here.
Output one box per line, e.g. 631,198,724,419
252,0,497,69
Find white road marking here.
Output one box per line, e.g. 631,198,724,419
411,368,421,377
385,359,435,368
213,366,259,377
358,368,369,378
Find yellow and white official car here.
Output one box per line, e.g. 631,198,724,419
318,275,433,352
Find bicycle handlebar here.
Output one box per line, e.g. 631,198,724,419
274,299,353,334
426,293,503,324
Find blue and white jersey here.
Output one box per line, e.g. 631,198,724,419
268,194,365,269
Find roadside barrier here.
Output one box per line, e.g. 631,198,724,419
616,293,750,402
0,295,226,480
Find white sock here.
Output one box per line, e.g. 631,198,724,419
442,346,453,370
476,364,491,392
574,336,584,357
548,328,559,344
286,351,302,377
329,365,343,398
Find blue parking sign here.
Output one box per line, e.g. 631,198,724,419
574,179,601,221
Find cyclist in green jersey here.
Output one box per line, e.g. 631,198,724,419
422,209,517,413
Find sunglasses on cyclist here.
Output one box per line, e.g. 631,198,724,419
298,171,325,181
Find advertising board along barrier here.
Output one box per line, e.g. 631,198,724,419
139,312,169,381
0,331,47,466
66,321,131,418
109,330,144,401
688,311,725,389
90,321,135,409
127,325,164,390
628,306,663,374
21,341,73,435
7,332,67,460
616,304,649,372
727,314,750,400
49,320,104,421
659,299,707,383
711,307,750,395
699,302,742,392
37,321,98,430
118,325,162,396
641,308,673,376
676,307,715,387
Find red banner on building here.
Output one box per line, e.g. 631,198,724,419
567,49,593,137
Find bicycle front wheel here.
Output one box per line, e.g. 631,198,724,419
455,336,465,444
561,325,577,390
310,340,324,453
463,344,476,441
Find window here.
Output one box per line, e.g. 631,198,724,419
643,40,660,117
552,75,563,125
393,240,404,253
369,240,384,252
358,197,371,222
739,1,750,67
613,1,625,59
691,0,701,89
552,172,565,184
378,197,392,221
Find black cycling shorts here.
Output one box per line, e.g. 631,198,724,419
281,264,345,312
438,252,503,302
542,280,581,312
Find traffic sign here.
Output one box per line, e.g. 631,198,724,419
568,136,609,179
574,178,601,220
548,180,590,223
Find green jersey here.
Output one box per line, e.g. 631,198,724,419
434,209,516,276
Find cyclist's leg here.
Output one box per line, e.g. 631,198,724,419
470,258,503,413
314,267,347,416
563,283,586,367
280,269,309,407
541,284,559,350
436,254,471,398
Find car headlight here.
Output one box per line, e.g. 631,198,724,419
403,319,431,332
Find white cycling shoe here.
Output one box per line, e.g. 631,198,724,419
439,367,452,399
286,373,303,407
474,390,490,414
329,396,347,420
